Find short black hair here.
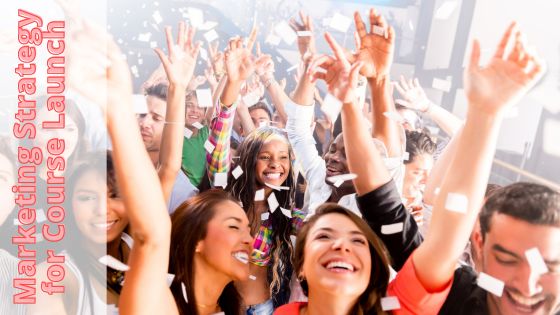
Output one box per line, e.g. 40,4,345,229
248,101,272,121
480,182,560,238
144,83,168,101
404,130,436,164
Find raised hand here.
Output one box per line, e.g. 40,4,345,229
208,41,225,77
154,22,201,89
289,11,316,57
308,33,363,104
187,75,207,91
255,43,275,81
394,76,431,112
350,8,395,79
224,37,255,83
465,22,545,115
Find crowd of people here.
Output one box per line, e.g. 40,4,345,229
1,3,558,315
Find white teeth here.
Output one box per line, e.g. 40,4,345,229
264,173,281,180
508,290,545,307
233,252,249,264
326,261,354,271
93,221,116,229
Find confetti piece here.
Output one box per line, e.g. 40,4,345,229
192,122,204,130
152,11,163,24
297,31,313,37
286,63,299,72
255,189,265,201
259,121,269,128
268,193,279,212
327,173,357,184
426,126,440,135
204,140,215,153
264,182,290,191
434,187,441,195
435,1,458,20
372,25,386,37
195,88,213,108
204,29,219,42
184,128,193,139
543,119,560,157
249,275,257,281
199,47,208,60
383,111,404,123
98,255,130,271
266,33,282,46
333,180,344,188
150,41,158,48
261,212,270,221
322,94,343,123
36,208,47,223
198,21,218,31
242,90,261,107
166,273,175,286
132,94,148,114
13,218,20,225
130,65,139,78
181,282,188,302
232,165,244,179
525,248,548,275
138,58,143,65
214,172,228,188
138,32,152,42
274,21,297,45
381,222,404,235
445,193,468,213
290,235,297,248
477,272,504,297
280,207,292,218
432,77,452,93
380,296,401,311
403,152,410,161
329,13,352,32
187,7,204,28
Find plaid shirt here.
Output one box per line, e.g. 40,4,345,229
206,100,237,182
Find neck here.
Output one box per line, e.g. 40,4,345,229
305,290,357,315
106,236,123,261
186,125,199,137
329,185,355,203
148,150,159,166
193,256,231,315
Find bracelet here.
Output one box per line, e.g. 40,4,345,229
262,77,274,89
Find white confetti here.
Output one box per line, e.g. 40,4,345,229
13,218,20,225
152,10,163,24
183,128,193,139
268,192,279,212
232,165,244,179
254,188,265,201
132,94,148,114
290,235,297,248
381,222,404,235
286,63,299,72
261,212,270,221
432,77,452,93
383,111,404,123
98,255,130,271
329,13,352,32
543,119,560,157
266,33,282,46
166,273,175,287
130,65,139,78
274,21,297,45
204,139,215,153
372,25,386,37
150,41,158,48
36,208,47,223
477,272,504,297
242,90,261,107
259,121,269,128
214,172,228,188
280,207,292,218
138,58,143,65
198,21,218,31
204,29,219,42
297,31,313,37
333,180,344,188
322,94,343,123
264,182,290,191
249,275,257,281
525,247,548,276
380,296,401,311
181,282,188,302
199,47,208,60
445,193,468,213
187,7,204,28
192,121,204,129
326,173,357,184
434,187,441,195
403,152,410,161
196,88,213,108
138,32,152,42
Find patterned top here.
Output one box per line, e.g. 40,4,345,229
251,208,306,266
206,99,237,182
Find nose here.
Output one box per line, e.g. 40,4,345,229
242,229,253,245
139,115,152,129
332,237,351,253
94,193,108,216
514,262,544,297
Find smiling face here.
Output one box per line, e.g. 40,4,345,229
71,169,128,244
255,135,291,188
195,200,253,281
249,108,271,128
323,134,352,190
34,107,80,162
138,96,166,152
301,213,371,298
403,153,434,203
0,153,15,226
185,93,205,128
474,214,560,315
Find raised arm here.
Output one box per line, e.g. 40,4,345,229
154,22,200,202
394,76,463,136
413,22,545,290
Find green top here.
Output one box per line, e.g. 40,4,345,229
181,126,209,187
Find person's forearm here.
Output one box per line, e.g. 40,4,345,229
265,79,290,123
237,103,255,133
158,84,186,202
413,108,502,291
291,65,315,106
220,78,243,107
425,104,463,136
369,76,402,157
341,100,391,195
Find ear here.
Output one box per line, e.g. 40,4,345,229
195,240,204,253
471,225,484,270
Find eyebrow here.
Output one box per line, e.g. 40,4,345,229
224,216,243,223
492,244,521,259
314,227,365,236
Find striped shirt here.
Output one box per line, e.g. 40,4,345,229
206,99,237,183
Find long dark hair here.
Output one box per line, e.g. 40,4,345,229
226,126,296,307
169,189,244,315
294,204,391,315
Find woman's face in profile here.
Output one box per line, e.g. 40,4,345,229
34,107,80,162
0,153,15,226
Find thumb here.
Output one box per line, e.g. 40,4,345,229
468,39,481,72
